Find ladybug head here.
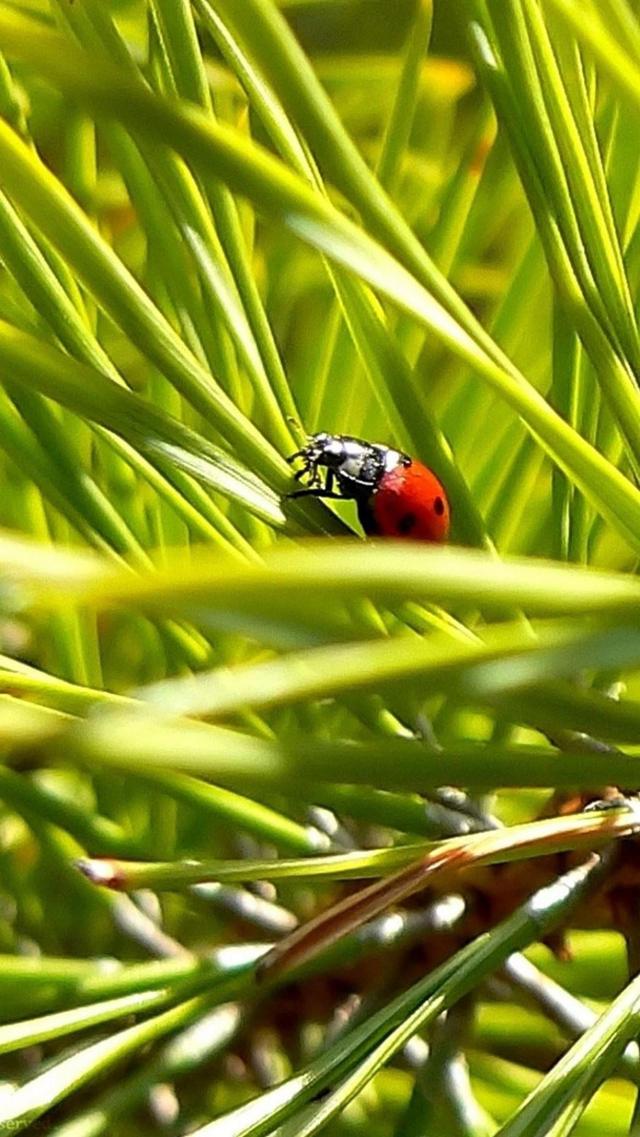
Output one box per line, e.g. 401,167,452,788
304,433,346,464
293,433,358,478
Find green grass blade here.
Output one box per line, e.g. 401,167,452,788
0,13,638,547
0,995,212,1132
0,321,285,526
0,102,284,485
0,989,169,1056
189,856,608,1137
496,970,640,1135
76,810,640,892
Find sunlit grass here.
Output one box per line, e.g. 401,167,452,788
0,1,639,1135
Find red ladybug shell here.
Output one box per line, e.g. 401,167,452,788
370,461,450,541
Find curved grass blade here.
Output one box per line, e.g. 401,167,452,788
0,988,169,1056
12,697,640,793
0,994,212,1133
0,321,285,526
145,0,301,438
195,0,489,548
188,855,610,1137
496,968,640,1135
133,621,640,725
70,543,640,618
0,70,285,488
77,809,640,894
470,3,640,473
544,0,640,114
0,14,637,547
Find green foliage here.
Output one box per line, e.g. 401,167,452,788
0,1,639,1134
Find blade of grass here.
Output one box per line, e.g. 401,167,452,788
45,1003,243,1137
486,3,640,464
131,620,640,723
66,543,640,618
143,0,302,438
543,0,640,115
0,768,141,858
495,1,638,364
0,993,214,1132
495,969,640,1135
77,808,640,893
0,320,285,527
0,988,169,1056
375,0,434,193
0,14,638,548
6,693,640,792
189,855,610,1137
0,72,285,490
466,6,640,479
196,0,488,548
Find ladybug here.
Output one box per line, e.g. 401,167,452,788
287,432,450,541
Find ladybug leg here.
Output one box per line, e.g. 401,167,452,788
298,464,324,487
288,466,340,500
288,466,335,496
288,449,325,488
287,488,346,501
286,447,308,463
356,497,378,535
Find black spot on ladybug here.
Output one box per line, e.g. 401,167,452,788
434,497,445,516
397,511,417,534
